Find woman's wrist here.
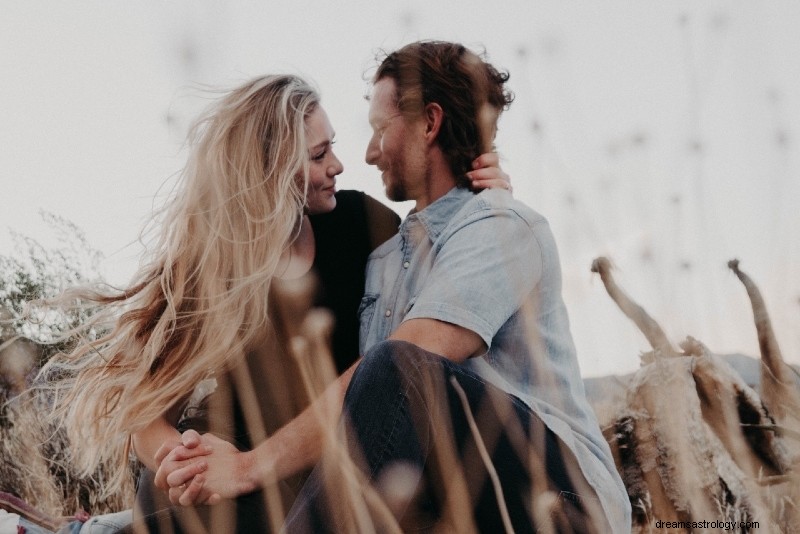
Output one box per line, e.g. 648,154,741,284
131,419,182,472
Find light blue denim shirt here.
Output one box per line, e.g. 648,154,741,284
360,186,631,532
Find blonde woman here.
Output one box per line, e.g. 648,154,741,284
38,74,508,532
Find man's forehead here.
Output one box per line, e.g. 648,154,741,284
367,79,397,114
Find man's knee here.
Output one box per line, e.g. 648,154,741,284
351,340,446,398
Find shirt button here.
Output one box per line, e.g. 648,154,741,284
385,309,392,317
403,261,410,268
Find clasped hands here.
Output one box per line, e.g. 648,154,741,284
153,429,255,506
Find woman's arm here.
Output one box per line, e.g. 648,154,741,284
132,394,212,473
131,417,183,472
155,361,359,505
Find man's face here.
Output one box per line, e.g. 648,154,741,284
365,78,427,202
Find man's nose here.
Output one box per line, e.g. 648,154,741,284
365,136,379,166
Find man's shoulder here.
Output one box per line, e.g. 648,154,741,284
458,189,547,229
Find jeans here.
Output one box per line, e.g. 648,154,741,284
15,510,132,534
284,340,595,533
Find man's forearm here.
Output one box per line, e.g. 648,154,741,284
389,318,485,363
243,360,358,488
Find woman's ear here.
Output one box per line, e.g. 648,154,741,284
423,102,444,145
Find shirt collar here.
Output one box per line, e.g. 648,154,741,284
401,186,475,242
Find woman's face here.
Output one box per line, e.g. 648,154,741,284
303,106,343,215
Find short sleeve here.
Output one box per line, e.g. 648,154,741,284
403,206,543,348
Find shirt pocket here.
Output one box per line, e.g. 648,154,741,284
402,296,417,317
358,293,379,352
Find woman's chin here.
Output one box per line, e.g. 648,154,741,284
306,196,337,215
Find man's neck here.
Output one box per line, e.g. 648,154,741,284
412,157,458,212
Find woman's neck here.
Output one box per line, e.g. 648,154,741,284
276,215,315,280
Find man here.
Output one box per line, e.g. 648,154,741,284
158,41,630,533
358,41,628,531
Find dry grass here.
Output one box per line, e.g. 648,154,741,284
2,261,799,533
0,368,135,522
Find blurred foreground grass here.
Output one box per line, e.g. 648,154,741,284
1,245,799,532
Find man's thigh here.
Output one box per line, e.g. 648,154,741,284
346,340,598,532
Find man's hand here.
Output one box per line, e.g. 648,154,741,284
467,152,512,193
156,430,258,506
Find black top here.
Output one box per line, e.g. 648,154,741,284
310,190,383,372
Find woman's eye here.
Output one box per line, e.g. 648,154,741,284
311,141,334,162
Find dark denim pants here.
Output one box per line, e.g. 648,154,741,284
284,340,594,533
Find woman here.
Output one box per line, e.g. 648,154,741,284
38,74,508,531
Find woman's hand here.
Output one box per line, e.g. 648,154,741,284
152,429,210,488
152,430,216,505
467,152,512,193
156,430,257,506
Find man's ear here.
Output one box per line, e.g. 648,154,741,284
423,103,444,145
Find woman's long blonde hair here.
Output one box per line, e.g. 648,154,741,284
39,74,320,494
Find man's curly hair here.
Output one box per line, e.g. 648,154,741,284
374,41,514,187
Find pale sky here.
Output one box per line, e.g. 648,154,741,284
2,1,798,377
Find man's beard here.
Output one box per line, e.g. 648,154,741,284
384,171,408,202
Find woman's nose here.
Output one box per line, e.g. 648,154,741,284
328,154,343,176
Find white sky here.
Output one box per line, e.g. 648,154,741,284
2,1,798,377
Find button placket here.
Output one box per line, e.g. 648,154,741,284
383,220,417,333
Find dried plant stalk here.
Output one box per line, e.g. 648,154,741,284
591,257,677,356
597,258,800,532
728,259,800,429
